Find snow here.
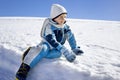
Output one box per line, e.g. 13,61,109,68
0,17,120,80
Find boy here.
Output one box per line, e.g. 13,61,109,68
16,4,83,80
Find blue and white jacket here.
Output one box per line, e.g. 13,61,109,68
40,18,77,51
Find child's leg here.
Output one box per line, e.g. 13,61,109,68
24,43,49,68
16,43,49,80
45,49,62,59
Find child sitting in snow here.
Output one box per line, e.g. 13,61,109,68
15,4,83,80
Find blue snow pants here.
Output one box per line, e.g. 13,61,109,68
23,42,62,68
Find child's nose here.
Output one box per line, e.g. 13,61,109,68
62,18,66,21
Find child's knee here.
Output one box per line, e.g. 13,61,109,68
40,43,49,56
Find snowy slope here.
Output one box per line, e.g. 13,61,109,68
0,17,120,80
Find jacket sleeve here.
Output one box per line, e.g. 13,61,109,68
64,25,77,50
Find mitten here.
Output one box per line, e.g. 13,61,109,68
60,46,76,62
64,52,76,62
72,46,84,55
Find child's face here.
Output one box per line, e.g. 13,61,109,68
54,14,67,26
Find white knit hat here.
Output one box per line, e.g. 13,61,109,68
50,4,67,19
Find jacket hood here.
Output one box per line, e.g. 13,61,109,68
50,4,67,19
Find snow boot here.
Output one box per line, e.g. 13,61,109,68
15,63,30,80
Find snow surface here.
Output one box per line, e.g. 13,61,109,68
0,17,120,80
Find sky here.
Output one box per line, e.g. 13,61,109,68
0,0,120,21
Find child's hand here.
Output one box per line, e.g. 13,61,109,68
60,46,76,62
65,52,76,62
72,46,84,55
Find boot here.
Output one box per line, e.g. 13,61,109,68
15,63,30,80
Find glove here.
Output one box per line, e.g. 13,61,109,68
72,46,84,55
64,52,76,62
60,46,76,62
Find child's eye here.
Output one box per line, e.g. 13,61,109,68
59,16,66,20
